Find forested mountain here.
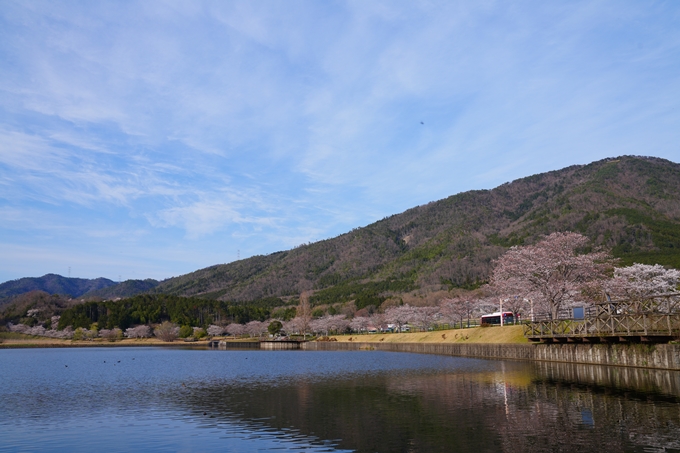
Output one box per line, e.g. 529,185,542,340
0,274,115,300
2,156,677,314
151,156,680,308
81,279,160,299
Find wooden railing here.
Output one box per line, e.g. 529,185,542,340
523,292,680,342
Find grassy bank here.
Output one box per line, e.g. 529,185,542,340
0,332,213,348
327,325,528,344
0,325,528,348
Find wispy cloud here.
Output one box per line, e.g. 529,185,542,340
0,0,678,281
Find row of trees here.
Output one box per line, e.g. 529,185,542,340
490,232,680,320
6,232,678,340
55,294,272,331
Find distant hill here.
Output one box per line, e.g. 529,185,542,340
150,156,680,308
0,274,116,300
81,279,160,299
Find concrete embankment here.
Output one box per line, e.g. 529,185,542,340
302,341,680,370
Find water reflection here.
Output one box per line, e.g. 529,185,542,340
1,348,679,453
168,353,680,453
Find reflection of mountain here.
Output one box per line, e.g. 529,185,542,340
171,358,680,453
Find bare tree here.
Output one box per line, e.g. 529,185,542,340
297,291,312,339
154,321,179,342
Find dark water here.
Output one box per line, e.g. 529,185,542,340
1,348,679,452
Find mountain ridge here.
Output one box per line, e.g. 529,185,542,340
3,155,679,310
150,155,680,308
0,274,116,299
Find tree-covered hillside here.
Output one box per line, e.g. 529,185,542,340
151,156,680,306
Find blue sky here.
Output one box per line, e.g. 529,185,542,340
1,1,679,284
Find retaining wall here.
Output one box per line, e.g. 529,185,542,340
301,341,680,370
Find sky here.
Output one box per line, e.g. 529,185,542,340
1,1,679,284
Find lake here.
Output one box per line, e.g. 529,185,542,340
1,347,679,452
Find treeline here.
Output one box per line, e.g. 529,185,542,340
310,277,416,310
57,294,281,330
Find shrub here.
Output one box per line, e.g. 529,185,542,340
193,327,207,339
268,320,283,336
179,325,193,339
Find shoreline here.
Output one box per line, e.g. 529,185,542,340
0,335,259,349
304,340,680,371
5,328,679,372
0,325,527,349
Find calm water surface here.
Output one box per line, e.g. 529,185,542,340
1,347,679,452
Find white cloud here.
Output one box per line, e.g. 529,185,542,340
0,0,679,283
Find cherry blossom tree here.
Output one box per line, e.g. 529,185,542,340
245,320,268,338
125,325,152,338
311,315,349,336
490,232,611,319
605,263,679,299
410,306,439,331
225,323,245,337
309,317,326,336
282,318,302,336
327,314,349,334
100,328,123,342
8,322,80,340
369,312,387,332
439,298,470,329
603,263,680,313
384,305,417,331
207,325,225,337
349,316,371,334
